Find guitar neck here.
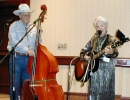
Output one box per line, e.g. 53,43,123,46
93,42,113,59
91,37,129,59
93,49,105,59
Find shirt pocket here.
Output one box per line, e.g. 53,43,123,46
16,30,26,40
28,32,36,40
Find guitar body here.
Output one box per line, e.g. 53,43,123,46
74,56,99,82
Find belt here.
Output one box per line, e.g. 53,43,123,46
15,52,28,56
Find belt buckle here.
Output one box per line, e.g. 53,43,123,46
15,52,27,56
20,53,24,55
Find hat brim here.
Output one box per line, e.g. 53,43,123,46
13,10,34,16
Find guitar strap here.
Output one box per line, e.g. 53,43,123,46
91,34,112,51
101,34,112,50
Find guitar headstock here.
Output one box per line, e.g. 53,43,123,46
111,29,130,48
116,29,130,44
111,41,123,48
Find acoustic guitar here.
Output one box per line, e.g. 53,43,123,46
74,40,125,83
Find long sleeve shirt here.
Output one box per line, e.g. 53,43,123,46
7,20,41,54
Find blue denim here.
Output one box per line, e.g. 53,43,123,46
9,54,30,100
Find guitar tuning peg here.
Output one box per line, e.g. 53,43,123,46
111,36,116,42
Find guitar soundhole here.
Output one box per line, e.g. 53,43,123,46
75,59,87,80
75,57,96,81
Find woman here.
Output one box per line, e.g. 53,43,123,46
80,16,118,100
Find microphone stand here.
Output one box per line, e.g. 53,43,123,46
0,23,36,100
87,34,99,100
0,21,11,47
67,57,78,100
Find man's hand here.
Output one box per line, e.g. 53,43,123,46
39,26,43,34
27,49,35,56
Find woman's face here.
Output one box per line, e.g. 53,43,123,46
96,21,107,37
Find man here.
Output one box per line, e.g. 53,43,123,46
7,3,42,100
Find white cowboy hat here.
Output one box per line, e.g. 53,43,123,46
13,4,34,16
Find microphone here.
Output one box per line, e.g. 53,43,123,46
96,30,102,35
94,30,102,37
4,19,14,30
5,19,14,26
33,18,41,24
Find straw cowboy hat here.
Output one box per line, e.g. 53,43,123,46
13,4,34,16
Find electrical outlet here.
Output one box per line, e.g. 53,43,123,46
57,43,67,50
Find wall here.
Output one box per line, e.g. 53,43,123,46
30,0,130,98
30,0,130,57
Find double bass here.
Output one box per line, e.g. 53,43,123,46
22,4,64,100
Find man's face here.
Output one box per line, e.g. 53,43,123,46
19,12,31,24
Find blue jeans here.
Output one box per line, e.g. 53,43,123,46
9,54,30,100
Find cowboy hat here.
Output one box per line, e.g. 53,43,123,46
13,4,34,16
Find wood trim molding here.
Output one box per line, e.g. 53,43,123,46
55,56,76,65
0,0,30,6
121,97,130,100
55,56,130,68
64,92,130,100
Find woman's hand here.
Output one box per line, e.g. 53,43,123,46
84,54,90,60
104,46,114,54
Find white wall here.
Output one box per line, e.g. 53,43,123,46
30,0,130,97
30,0,130,57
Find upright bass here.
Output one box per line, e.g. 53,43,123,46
22,4,64,100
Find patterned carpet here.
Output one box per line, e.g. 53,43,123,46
0,94,121,100
0,94,9,100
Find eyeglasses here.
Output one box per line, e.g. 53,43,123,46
20,13,31,18
22,14,31,17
